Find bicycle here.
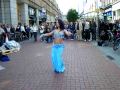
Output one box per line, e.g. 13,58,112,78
113,30,120,51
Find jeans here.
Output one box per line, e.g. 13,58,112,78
33,32,37,42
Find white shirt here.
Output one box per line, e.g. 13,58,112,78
21,26,25,32
7,27,11,33
0,27,5,35
32,25,38,32
85,21,90,30
40,25,44,33
30,26,33,32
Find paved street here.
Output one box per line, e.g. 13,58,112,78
0,40,120,90
96,44,120,68
92,41,120,67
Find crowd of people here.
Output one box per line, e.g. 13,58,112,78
0,22,56,46
64,19,97,41
1,19,120,47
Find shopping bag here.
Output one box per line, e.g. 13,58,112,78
0,55,10,62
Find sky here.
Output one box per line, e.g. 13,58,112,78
56,0,84,15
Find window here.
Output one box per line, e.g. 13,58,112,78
117,9,120,16
29,7,35,16
113,11,116,16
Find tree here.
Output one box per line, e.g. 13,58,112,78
67,9,79,22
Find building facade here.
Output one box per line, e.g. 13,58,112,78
100,0,120,22
82,0,120,22
112,0,120,21
100,0,112,22
82,0,102,20
0,0,61,26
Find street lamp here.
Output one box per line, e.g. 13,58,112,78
95,0,102,41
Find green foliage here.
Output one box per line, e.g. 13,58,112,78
67,9,79,22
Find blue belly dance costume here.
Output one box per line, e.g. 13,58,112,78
51,30,65,73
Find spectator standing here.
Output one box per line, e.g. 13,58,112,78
32,23,38,42
84,20,90,41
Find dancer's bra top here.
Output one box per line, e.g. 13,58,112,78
53,30,64,39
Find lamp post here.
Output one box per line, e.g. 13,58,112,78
95,0,102,41
82,0,86,20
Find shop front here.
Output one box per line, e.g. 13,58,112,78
103,10,112,22
28,6,36,25
38,8,47,24
103,5,112,22
112,1,120,21
41,8,47,22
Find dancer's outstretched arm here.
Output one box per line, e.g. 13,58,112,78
64,29,72,36
40,31,54,38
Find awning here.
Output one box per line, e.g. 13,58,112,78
103,11,112,16
112,2,120,11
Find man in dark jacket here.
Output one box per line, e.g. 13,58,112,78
68,22,75,40
90,20,97,40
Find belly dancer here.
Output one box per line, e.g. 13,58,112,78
40,19,72,73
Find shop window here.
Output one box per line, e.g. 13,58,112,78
28,7,35,16
113,11,116,16
117,9,120,16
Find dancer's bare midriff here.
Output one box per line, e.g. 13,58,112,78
54,39,63,44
